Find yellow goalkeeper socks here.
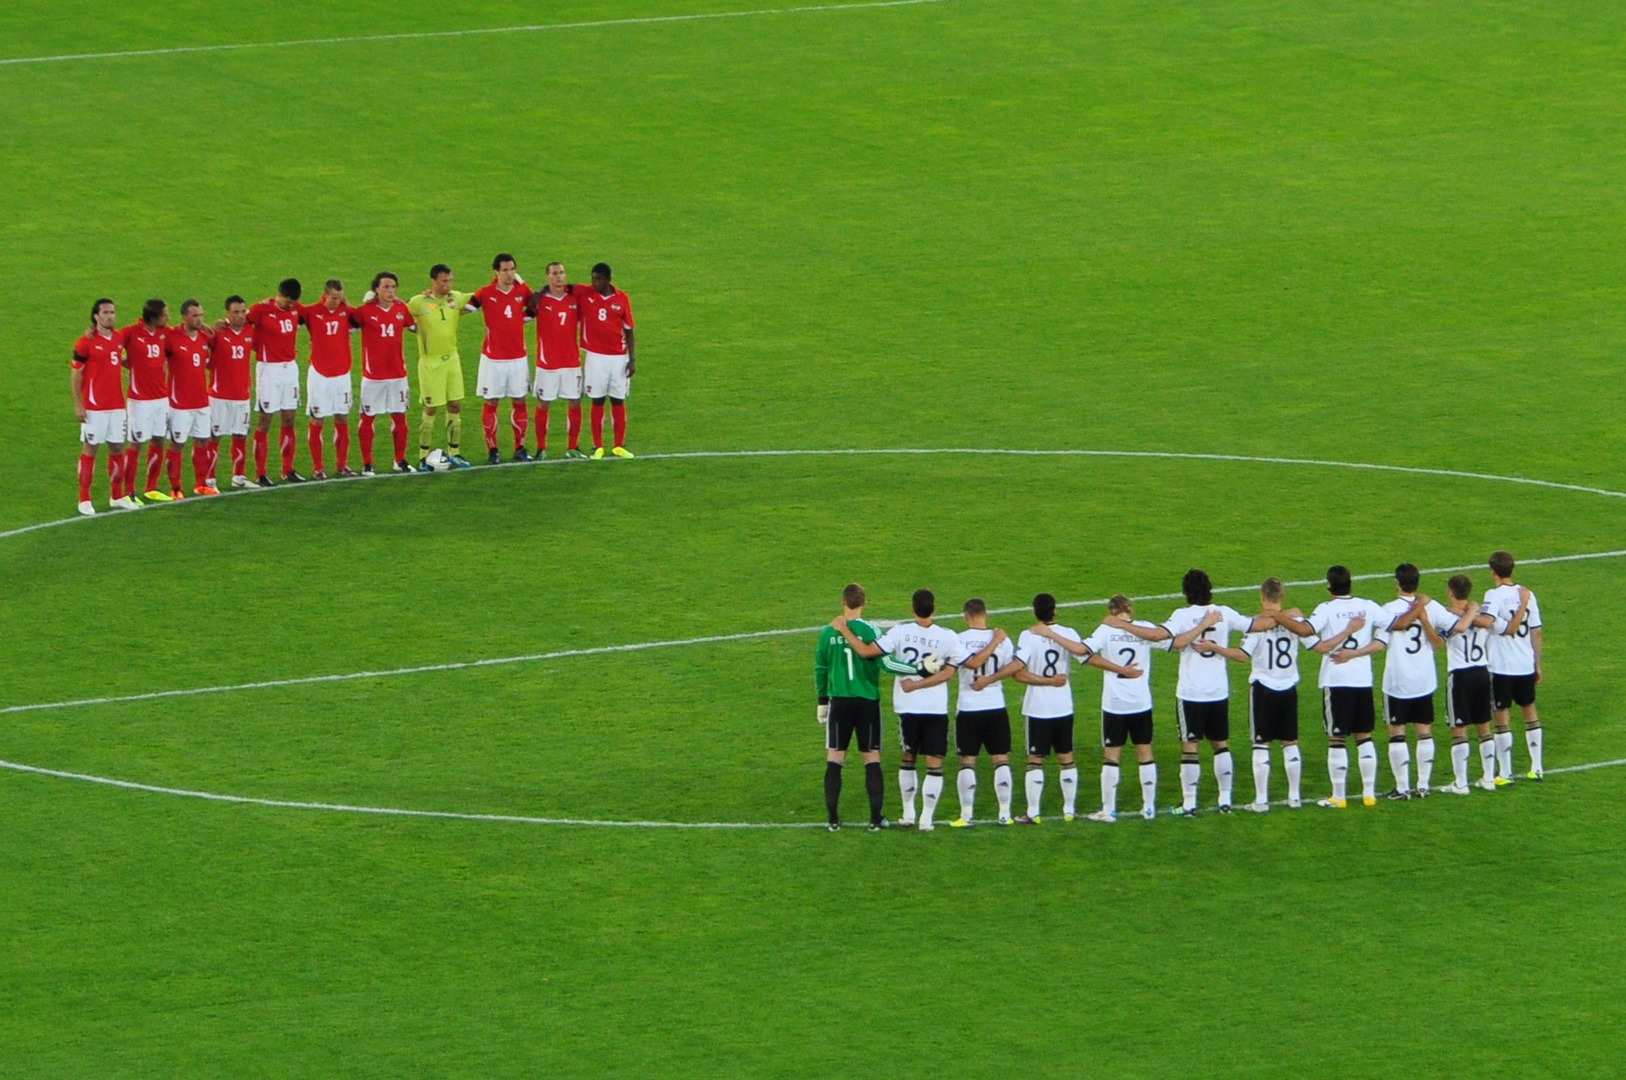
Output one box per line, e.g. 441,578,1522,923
445,413,462,455
419,410,436,458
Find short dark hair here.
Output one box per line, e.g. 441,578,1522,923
371,272,397,291
963,598,986,617
91,298,114,320
842,583,865,610
1260,577,1284,602
1107,594,1133,616
224,294,246,309
1448,573,1473,601
1181,568,1212,606
493,253,515,270
180,298,201,315
592,262,612,279
546,261,564,272
1489,550,1515,578
1033,593,1057,622
141,298,166,324
430,264,452,279
324,278,343,293
1327,565,1352,595
1395,562,1420,593
912,589,935,618
278,278,302,301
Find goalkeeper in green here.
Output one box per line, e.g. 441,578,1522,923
815,583,916,831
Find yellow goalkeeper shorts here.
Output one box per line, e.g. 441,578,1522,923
418,354,465,408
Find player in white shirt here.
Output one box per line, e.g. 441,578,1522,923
1237,577,1318,811
836,589,969,830
1373,563,1460,799
974,593,1141,824
1075,595,1169,822
1481,550,1544,780
1440,573,1500,793
949,599,1016,827
1306,565,1393,808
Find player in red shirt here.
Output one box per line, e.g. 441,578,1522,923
120,298,175,501
71,299,140,513
351,271,417,474
524,261,587,459
208,296,255,489
163,299,216,499
245,279,306,486
299,279,357,479
579,263,637,459
468,253,535,464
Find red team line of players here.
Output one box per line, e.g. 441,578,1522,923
69,257,636,513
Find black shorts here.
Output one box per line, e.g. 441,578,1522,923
1175,698,1229,744
1249,683,1299,744
1447,667,1493,728
826,696,882,753
1102,710,1153,748
898,712,950,758
1025,714,1075,757
1492,673,1538,710
956,708,1012,757
1322,686,1376,739
1384,693,1435,728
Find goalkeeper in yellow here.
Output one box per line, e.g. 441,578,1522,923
407,264,475,469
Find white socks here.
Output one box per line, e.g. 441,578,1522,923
920,770,943,828
1179,756,1200,811
1213,750,1234,807
957,767,977,822
1101,761,1120,814
1479,738,1496,782
1060,766,1079,816
1357,739,1378,800
1283,744,1302,803
1328,746,1349,801
1452,739,1471,787
899,767,918,823
1252,746,1271,805
1526,725,1543,774
1025,768,1044,818
1388,738,1412,794
994,763,1013,820
1139,762,1158,814
1495,729,1514,779
1416,737,1436,790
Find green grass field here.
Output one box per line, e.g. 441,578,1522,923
4,1,1626,1075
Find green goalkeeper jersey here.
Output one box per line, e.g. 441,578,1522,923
407,289,473,362
815,620,883,700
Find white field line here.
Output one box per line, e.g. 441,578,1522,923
0,754,1618,830
4,447,1624,544
0,0,957,68
3,546,1623,719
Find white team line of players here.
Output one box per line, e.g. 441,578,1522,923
842,551,1544,829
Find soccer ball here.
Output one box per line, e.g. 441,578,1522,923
425,448,451,472
919,652,944,675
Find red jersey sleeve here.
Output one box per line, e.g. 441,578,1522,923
622,293,635,329
72,335,90,365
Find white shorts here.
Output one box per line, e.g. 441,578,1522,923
210,397,251,438
533,366,583,402
306,370,353,420
257,361,300,413
477,355,531,400
168,406,211,444
127,397,168,443
583,351,631,400
360,377,410,416
80,408,127,447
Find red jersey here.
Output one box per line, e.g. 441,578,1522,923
210,324,255,400
72,328,126,411
533,286,584,370
165,328,212,410
470,281,534,360
351,301,415,381
579,287,634,355
121,322,170,401
300,301,356,378
247,299,301,364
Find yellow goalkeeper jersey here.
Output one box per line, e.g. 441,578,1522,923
407,290,473,362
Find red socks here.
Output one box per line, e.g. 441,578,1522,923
253,430,268,477
166,448,182,491
307,422,325,473
534,405,550,452
335,423,350,471
566,403,582,450
123,446,139,492
359,415,376,466
78,452,95,502
231,435,246,478
391,414,408,463
611,403,627,448
193,444,210,488
280,423,296,474
482,401,499,451
108,453,124,499
511,401,528,451
144,444,164,493
590,402,605,448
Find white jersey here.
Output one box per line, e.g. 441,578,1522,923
877,621,967,715
1242,621,1310,691
1443,608,1492,672
1082,620,1166,715
955,628,1014,712
1161,604,1254,703
1481,584,1542,676
1377,597,1457,699
1307,596,1391,688
1016,624,1083,719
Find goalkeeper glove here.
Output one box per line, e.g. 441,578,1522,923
817,703,830,724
